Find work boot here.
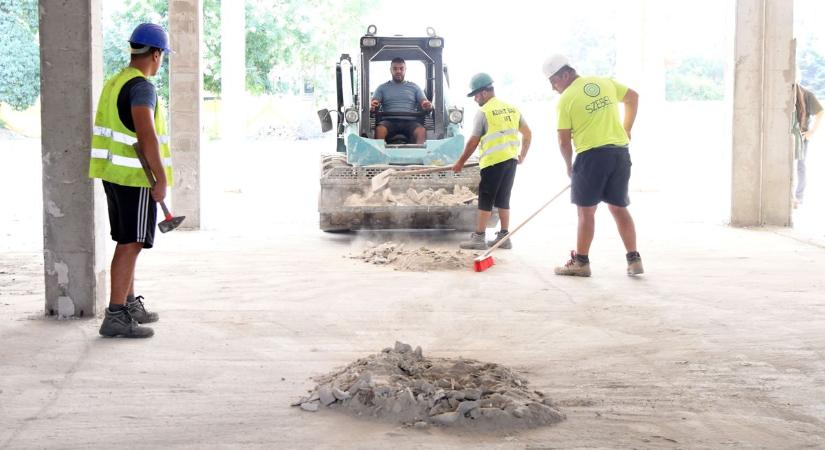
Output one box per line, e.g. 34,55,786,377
99,308,154,338
554,251,591,277
487,230,512,249
459,232,487,250
626,252,644,276
127,295,159,324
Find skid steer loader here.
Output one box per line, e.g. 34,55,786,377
317,25,494,232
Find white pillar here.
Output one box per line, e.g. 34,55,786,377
731,0,795,226
170,0,203,229
220,1,245,141
39,0,106,317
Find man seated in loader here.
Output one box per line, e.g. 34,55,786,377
370,57,433,144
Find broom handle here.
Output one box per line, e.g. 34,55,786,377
480,184,571,258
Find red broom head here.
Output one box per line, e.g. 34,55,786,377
473,255,495,272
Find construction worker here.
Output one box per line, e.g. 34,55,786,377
89,23,173,337
370,57,433,144
792,83,823,208
543,54,642,277
453,73,531,250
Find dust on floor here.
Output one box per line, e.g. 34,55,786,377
351,241,479,271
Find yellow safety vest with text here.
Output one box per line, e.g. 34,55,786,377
478,97,520,169
89,67,173,187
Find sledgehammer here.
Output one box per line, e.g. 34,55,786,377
132,142,185,233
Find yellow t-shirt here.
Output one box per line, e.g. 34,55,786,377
557,76,630,153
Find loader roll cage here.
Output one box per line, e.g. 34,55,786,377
358,30,447,141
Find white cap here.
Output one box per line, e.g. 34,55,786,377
542,54,570,78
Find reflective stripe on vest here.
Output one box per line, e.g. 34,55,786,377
478,97,520,169
89,67,173,188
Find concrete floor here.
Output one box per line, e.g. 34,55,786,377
2,132,825,449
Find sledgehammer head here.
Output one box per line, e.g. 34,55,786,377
158,215,185,233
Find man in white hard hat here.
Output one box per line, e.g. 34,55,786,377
453,72,531,250
543,54,643,277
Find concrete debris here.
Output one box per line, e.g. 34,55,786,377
352,242,478,272
344,185,477,207
292,342,566,430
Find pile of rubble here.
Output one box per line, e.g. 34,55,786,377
344,185,477,207
292,342,565,430
353,242,475,271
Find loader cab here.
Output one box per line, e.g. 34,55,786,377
318,25,465,166
360,28,446,145
369,60,434,145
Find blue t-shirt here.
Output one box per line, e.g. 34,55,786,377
374,80,426,120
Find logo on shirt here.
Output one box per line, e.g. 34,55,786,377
583,83,601,97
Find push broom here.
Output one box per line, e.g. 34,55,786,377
474,184,571,272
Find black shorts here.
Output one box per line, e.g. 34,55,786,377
571,145,631,207
102,180,156,248
376,119,423,142
478,158,517,211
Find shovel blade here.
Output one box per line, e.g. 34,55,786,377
370,168,395,194
158,215,185,233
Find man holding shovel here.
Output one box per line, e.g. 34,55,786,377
453,73,531,250
543,54,642,277
89,23,174,338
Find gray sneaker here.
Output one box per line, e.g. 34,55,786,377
127,295,159,324
459,232,487,250
99,308,154,338
487,230,512,249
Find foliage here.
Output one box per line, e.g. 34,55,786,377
665,56,724,101
202,0,221,94
245,0,375,96
0,0,40,111
798,41,825,101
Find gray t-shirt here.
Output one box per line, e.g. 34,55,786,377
471,110,527,137
117,77,158,132
374,80,426,120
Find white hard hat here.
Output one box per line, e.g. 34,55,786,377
542,54,570,78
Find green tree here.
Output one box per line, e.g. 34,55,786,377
665,56,724,101
798,41,825,100
0,0,39,111
245,0,375,96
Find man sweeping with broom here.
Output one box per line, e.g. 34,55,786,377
543,54,643,277
452,73,531,250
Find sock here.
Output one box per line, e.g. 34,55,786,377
108,303,126,313
626,251,641,262
575,253,589,264
126,293,135,303
499,229,509,235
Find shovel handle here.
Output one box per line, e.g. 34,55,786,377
391,161,479,176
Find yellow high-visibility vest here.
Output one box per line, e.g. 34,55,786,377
478,97,520,169
89,67,173,187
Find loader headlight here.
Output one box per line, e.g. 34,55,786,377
361,37,377,47
448,108,463,124
427,38,443,48
345,108,360,124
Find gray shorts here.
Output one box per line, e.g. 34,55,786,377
571,145,631,207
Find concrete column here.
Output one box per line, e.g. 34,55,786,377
731,0,795,226
39,0,106,318
170,0,203,229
